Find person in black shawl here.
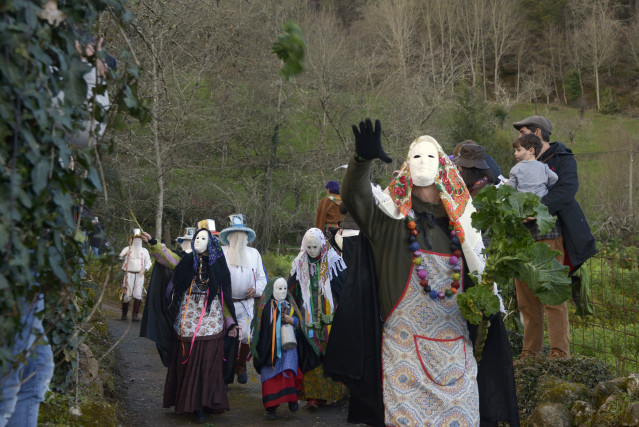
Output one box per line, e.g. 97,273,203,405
161,228,238,424
140,227,195,367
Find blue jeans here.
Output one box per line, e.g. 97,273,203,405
0,297,55,427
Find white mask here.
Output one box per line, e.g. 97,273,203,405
193,230,209,254
408,139,439,187
305,235,321,259
273,278,288,302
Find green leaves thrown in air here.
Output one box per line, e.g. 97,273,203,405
271,21,306,81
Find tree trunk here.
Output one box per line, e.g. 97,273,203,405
516,48,521,102
494,55,499,100
151,32,164,240
481,26,487,100
258,81,283,252
595,67,600,110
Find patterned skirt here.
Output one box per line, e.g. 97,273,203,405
300,364,344,402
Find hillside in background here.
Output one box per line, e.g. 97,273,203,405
95,0,639,250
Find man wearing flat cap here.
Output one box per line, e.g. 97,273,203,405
512,115,596,361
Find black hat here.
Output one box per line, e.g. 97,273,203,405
453,145,489,169
513,115,552,134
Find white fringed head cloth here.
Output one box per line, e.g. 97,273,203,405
226,231,250,268
130,236,143,258
381,135,486,275
290,228,346,316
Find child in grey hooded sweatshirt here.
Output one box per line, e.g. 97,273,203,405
507,133,558,197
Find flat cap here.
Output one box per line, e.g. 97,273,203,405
513,115,552,134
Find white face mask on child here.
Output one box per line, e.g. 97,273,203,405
273,278,288,302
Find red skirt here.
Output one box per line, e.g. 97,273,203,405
262,367,303,409
163,332,229,414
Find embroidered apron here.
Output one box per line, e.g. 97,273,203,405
382,250,479,426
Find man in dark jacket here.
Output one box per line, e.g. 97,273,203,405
512,115,597,361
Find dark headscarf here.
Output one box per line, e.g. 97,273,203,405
171,229,236,323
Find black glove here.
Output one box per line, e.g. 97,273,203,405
351,118,392,163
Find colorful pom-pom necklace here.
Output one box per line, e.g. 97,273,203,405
406,217,463,300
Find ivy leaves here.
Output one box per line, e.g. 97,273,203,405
0,0,145,385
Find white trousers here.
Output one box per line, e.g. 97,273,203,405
121,272,144,301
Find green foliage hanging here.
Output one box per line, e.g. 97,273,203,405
0,0,145,386
457,185,572,325
475,185,570,299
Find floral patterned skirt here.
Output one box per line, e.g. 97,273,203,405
300,364,345,402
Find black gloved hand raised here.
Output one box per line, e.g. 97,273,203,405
351,118,392,164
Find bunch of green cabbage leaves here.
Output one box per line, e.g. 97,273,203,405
457,185,571,325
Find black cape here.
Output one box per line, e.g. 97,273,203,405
141,249,238,368
324,234,384,426
140,259,176,367
324,234,520,427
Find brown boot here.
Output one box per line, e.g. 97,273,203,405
235,343,250,384
121,302,129,320
132,298,142,322
549,348,569,361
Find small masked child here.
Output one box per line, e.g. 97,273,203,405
251,277,305,420
506,133,558,197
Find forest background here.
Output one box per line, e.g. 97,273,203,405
98,0,639,251
3,0,638,420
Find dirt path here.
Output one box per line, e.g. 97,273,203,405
104,302,353,426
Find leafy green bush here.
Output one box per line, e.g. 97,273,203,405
563,69,582,104
493,104,508,128
262,251,296,280
600,88,621,115
445,80,495,148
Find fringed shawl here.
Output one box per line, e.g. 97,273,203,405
289,228,346,317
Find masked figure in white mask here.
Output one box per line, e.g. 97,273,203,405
218,214,267,385
325,119,519,427
162,227,238,423
288,228,347,409
119,229,151,321
251,277,311,420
